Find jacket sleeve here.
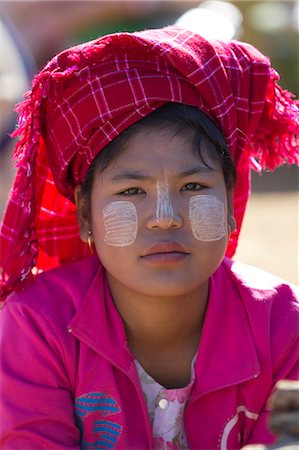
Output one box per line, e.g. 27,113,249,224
246,282,299,446
0,299,80,449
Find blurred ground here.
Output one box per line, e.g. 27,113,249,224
234,167,299,286
235,191,298,286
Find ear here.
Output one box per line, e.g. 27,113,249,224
74,185,90,243
227,190,237,233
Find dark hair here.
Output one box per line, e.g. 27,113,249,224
80,103,236,212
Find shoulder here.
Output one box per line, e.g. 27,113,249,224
222,257,298,305
2,256,102,324
221,258,299,377
222,257,299,322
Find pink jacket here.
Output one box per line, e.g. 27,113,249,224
1,256,298,450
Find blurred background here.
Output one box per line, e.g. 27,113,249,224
0,0,298,284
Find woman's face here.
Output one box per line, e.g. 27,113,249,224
78,127,235,299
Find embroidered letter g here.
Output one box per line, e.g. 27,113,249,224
75,392,122,449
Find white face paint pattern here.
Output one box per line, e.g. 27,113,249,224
103,201,138,247
189,195,226,241
156,180,174,226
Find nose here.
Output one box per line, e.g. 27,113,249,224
146,181,183,230
147,207,183,229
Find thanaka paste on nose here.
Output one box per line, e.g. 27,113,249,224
103,201,138,246
189,195,226,241
156,180,174,226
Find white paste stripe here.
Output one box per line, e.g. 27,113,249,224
189,195,226,242
103,201,137,247
156,180,174,226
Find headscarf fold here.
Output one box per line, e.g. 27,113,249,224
1,26,298,300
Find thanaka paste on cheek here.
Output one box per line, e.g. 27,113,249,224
156,180,174,225
103,201,138,246
189,195,226,241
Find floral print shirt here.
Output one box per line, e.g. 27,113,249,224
134,357,196,450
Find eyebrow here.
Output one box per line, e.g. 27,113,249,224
180,166,215,177
109,165,216,182
110,171,152,182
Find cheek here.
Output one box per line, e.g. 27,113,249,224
189,195,226,242
102,201,138,247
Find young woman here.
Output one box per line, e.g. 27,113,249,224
0,26,298,450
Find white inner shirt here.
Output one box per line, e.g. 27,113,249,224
134,356,197,449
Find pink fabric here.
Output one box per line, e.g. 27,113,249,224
0,26,298,300
0,256,298,449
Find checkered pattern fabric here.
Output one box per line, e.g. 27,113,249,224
1,26,298,299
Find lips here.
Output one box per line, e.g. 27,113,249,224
141,242,190,264
143,241,190,256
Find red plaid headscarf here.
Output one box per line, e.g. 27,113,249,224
1,26,298,300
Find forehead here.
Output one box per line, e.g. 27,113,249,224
103,127,222,175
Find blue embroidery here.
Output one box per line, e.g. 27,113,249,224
75,392,122,449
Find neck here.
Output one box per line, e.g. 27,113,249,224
107,273,209,387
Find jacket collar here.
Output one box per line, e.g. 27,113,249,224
69,256,261,392
68,257,133,371
192,258,261,398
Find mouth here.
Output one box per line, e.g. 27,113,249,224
141,242,190,264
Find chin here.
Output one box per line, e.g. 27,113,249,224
132,273,210,299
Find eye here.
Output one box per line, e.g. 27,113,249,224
120,187,144,195
181,183,203,192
